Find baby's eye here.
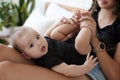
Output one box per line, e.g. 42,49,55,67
29,43,33,48
37,35,40,40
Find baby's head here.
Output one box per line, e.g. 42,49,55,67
10,27,48,59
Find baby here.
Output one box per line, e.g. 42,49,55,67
10,10,97,77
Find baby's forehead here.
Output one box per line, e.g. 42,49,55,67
17,28,37,36
21,27,34,33
17,28,38,41
14,27,40,44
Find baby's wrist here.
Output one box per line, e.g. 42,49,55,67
83,64,91,72
85,64,91,71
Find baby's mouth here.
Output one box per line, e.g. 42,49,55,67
41,45,46,53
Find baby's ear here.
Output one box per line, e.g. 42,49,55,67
22,53,32,59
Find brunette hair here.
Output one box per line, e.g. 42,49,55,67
90,0,120,17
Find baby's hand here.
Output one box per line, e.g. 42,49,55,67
84,53,98,72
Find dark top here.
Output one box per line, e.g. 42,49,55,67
91,11,120,58
33,37,86,69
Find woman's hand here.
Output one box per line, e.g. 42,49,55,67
60,9,81,27
79,11,97,38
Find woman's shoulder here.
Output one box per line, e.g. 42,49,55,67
114,17,120,29
113,17,120,34
116,17,120,24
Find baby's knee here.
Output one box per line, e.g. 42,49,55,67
75,42,91,55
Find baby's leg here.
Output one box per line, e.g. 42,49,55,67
50,10,82,41
75,27,92,55
75,12,95,55
50,23,78,41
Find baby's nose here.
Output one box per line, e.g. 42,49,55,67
36,40,41,46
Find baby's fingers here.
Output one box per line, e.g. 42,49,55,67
86,53,90,60
79,16,91,22
92,57,98,63
87,55,94,60
89,57,98,68
74,9,81,18
88,56,98,64
90,56,98,66
81,11,91,17
88,56,97,62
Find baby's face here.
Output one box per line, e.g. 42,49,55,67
16,28,48,59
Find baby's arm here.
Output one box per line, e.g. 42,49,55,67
52,53,98,77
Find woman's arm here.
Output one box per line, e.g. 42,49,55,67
0,61,70,80
0,61,92,80
91,37,120,80
0,44,32,64
82,11,120,80
0,44,91,80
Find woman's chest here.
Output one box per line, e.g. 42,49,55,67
97,26,118,44
98,17,116,29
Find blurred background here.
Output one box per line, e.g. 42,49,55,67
0,0,93,45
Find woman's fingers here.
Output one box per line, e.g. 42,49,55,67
59,9,82,26
72,9,81,18
81,11,91,17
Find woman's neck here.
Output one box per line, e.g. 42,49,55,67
99,9,114,18
98,9,116,28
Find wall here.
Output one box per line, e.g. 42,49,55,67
39,0,93,10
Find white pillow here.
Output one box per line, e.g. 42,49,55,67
45,3,73,19
23,8,56,36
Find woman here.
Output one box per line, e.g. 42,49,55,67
87,0,120,80
0,0,120,80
